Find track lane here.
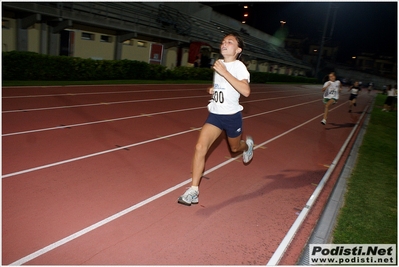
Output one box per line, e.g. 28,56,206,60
2,93,321,174
2,85,316,133
2,84,370,265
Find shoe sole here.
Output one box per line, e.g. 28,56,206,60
243,138,254,163
177,198,198,206
243,152,253,163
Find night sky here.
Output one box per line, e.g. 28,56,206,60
205,2,397,62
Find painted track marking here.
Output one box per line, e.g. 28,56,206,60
3,93,320,136
8,102,348,265
2,88,207,99
2,86,313,99
266,102,370,265
2,95,208,113
2,99,323,177
2,91,319,113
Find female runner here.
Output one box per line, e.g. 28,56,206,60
178,32,254,206
321,72,342,125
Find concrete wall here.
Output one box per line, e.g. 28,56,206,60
2,18,41,53
120,39,151,63
127,40,151,63
27,23,40,53
258,62,269,72
164,47,177,69
1,17,186,68
2,18,16,52
181,48,189,67
72,30,113,60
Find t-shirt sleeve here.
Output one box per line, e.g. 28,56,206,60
235,61,250,83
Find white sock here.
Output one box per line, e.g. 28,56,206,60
191,186,199,191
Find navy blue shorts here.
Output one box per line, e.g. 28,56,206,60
349,94,358,101
205,112,243,138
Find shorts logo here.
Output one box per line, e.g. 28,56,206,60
236,128,242,132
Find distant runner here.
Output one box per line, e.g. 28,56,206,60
321,72,342,125
348,81,361,113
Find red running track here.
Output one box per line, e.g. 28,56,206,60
2,83,372,265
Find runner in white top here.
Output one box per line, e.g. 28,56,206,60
382,84,397,111
321,72,342,125
348,81,361,113
178,32,254,206
323,79,341,100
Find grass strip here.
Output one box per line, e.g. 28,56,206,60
332,93,397,244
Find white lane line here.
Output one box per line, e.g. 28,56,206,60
244,99,320,119
8,178,192,266
2,89,318,113
2,106,206,137
2,98,323,178
2,86,311,99
3,93,320,136
8,102,345,266
2,88,207,99
2,84,189,89
2,128,199,179
2,95,208,113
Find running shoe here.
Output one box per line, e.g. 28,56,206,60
321,119,326,125
243,136,254,163
178,187,199,206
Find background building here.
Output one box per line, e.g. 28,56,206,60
2,2,312,76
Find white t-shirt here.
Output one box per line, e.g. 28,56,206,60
388,88,397,97
207,60,250,115
323,80,341,99
350,86,360,95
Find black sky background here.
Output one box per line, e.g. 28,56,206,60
206,2,397,62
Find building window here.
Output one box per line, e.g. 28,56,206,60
137,41,147,47
123,39,133,46
2,20,10,29
100,35,112,43
81,32,94,40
